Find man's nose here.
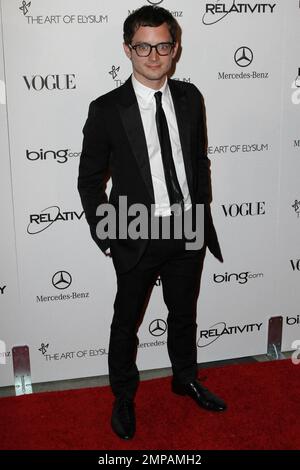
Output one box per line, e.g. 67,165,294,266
149,47,159,60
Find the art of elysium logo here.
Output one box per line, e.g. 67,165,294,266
202,1,276,25
208,143,269,156
108,65,125,89
292,200,300,218
19,1,31,16
38,343,107,361
19,1,108,24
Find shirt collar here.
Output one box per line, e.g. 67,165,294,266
131,74,168,104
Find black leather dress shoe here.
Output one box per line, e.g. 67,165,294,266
172,379,227,412
111,398,136,440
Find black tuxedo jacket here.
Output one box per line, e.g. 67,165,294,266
78,77,223,273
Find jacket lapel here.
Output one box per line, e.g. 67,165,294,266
168,79,194,201
117,78,155,203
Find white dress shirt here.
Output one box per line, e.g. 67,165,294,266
132,74,192,216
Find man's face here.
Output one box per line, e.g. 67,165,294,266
123,23,178,89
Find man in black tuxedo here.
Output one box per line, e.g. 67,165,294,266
78,5,226,440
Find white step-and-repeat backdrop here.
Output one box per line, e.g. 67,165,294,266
0,0,299,386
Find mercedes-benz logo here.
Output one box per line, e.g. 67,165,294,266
52,271,72,290
149,319,167,337
147,0,164,5
234,47,253,68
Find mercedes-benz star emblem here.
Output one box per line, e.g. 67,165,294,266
149,319,167,337
52,271,72,290
234,46,253,68
147,0,164,5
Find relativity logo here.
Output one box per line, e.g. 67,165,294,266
0,285,7,295
19,1,108,25
27,206,84,234
198,321,263,347
202,1,276,25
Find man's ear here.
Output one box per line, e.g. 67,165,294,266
172,41,179,59
123,43,132,60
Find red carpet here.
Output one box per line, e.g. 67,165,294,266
0,360,299,450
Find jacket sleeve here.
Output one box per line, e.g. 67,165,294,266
192,85,212,204
77,100,111,253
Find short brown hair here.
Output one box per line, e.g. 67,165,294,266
123,5,179,45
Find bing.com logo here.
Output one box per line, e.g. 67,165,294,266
213,270,264,285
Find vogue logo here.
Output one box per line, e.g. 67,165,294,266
290,260,300,271
27,206,84,234
222,202,265,217
26,149,81,164
23,74,76,91
202,1,276,25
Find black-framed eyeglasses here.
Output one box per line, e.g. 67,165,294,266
129,42,175,57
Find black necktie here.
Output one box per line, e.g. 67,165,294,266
154,91,184,208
